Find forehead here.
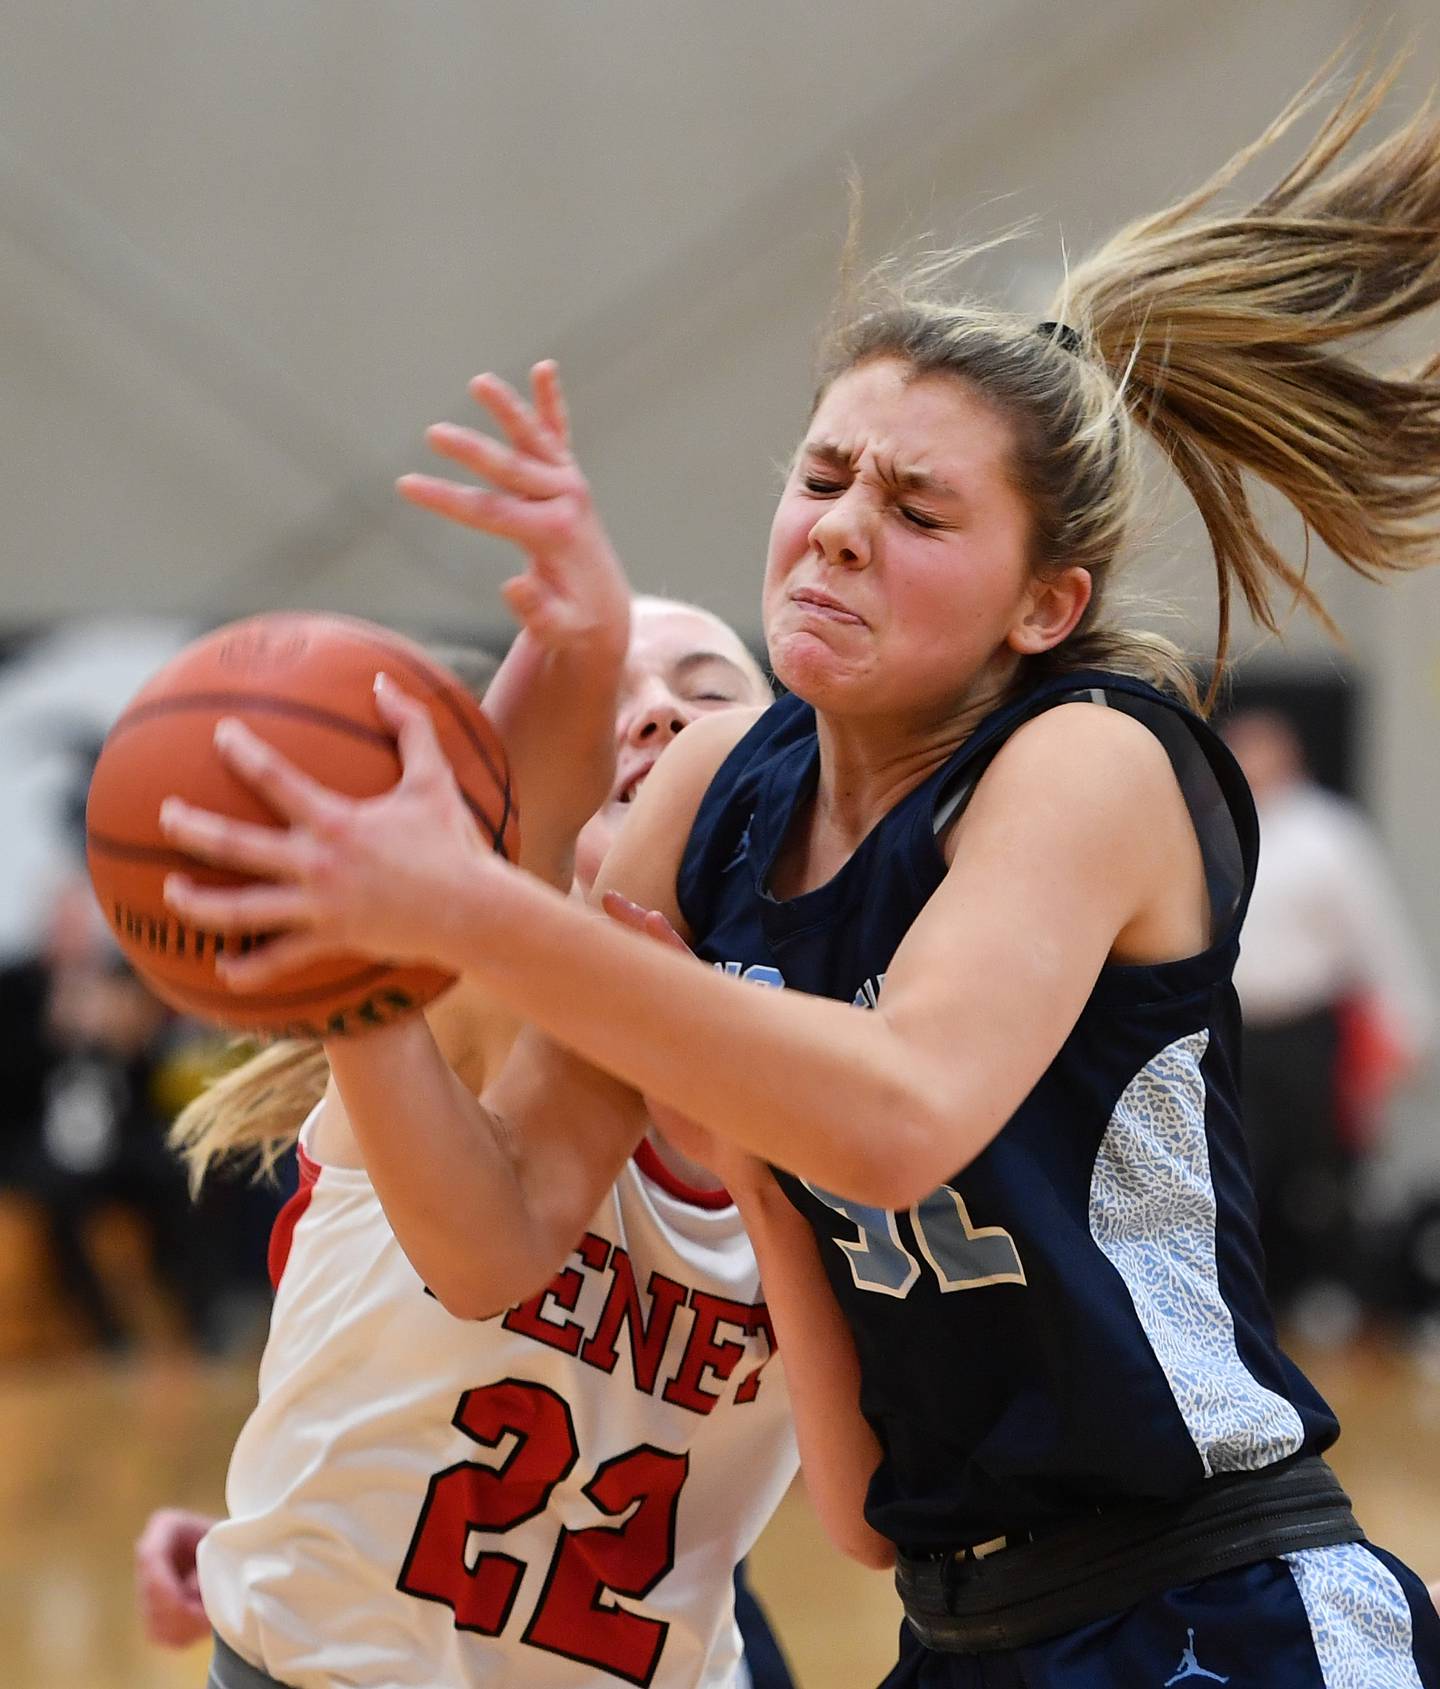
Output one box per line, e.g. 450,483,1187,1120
625,602,755,678
808,358,1016,484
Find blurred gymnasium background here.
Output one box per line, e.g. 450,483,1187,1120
3,3,1440,1684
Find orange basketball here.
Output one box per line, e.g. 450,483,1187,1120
84,612,519,1038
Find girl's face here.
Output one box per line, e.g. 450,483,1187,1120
574,601,769,891
763,358,1061,727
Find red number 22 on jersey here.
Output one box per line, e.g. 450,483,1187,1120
399,1378,689,1686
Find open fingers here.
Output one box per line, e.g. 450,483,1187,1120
601,891,691,955
423,423,568,499
468,372,565,463
601,890,649,933
396,475,572,546
530,361,570,447
642,909,687,950
163,873,314,936
213,719,343,828
215,931,334,992
372,674,451,785
159,799,308,882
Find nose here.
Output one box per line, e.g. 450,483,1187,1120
622,681,695,748
808,491,873,570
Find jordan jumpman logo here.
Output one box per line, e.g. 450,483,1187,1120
1164,1628,1229,1685
722,818,753,874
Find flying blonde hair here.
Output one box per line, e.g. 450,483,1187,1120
818,60,1440,708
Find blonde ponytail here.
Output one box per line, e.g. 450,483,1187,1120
817,60,1440,707
169,1038,329,1195
1061,61,1440,699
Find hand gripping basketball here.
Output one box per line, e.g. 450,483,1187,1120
160,674,504,992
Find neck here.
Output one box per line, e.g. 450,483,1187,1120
810,660,1017,849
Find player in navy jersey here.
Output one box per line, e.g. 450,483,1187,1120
158,66,1440,1687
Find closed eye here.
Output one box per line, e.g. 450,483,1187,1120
802,477,846,496
898,506,946,530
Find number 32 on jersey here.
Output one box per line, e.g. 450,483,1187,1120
804,1180,1026,1297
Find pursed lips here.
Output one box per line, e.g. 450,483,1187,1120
789,589,866,626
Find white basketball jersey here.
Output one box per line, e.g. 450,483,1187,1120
199,1113,795,1689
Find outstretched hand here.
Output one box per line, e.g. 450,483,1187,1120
399,362,628,654
160,675,512,990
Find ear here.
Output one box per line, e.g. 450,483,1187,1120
1005,565,1092,656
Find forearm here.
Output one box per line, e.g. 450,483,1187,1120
326,1016,638,1317
431,864,956,1206
733,1172,894,1568
483,626,627,881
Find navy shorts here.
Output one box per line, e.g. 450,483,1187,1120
880,1543,1440,1688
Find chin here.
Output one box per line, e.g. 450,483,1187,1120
769,630,869,704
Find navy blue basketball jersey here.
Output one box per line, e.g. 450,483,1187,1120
676,671,1339,1553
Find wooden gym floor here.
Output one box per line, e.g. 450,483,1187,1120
3,1333,1440,1688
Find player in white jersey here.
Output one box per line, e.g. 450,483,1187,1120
199,1043,793,1689
135,367,797,1688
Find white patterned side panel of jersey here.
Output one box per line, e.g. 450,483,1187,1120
1088,1030,1305,1477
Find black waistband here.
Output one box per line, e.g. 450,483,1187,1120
207,1635,295,1689
895,1457,1362,1654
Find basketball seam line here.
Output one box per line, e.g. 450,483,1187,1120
99,693,510,847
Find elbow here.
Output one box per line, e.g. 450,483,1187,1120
815,1505,896,1569
419,1248,553,1325
814,1040,986,1208
806,1476,897,1570
840,1529,897,1571
858,1162,948,1212
847,1098,976,1211
425,1273,509,1325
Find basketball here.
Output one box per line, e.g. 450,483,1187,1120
84,612,519,1038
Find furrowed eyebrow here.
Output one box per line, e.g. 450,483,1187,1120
803,439,962,503
876,454,962,501
802,440,856,474
887,465,961,499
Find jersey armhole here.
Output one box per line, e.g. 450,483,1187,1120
676,695,807,937
932,680,1255,948
633,1138,734,1210
266,1145,321,1291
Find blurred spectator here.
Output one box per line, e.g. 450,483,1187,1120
1225,708,1436,1343
0,951,51,1188
19,887,223,1352
1,709,282,1357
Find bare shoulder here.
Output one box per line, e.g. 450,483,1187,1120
988,699,1179,802
949,699,1187,868
944,698,1207,962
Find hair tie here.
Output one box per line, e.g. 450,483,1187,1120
1035,320,1083,356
